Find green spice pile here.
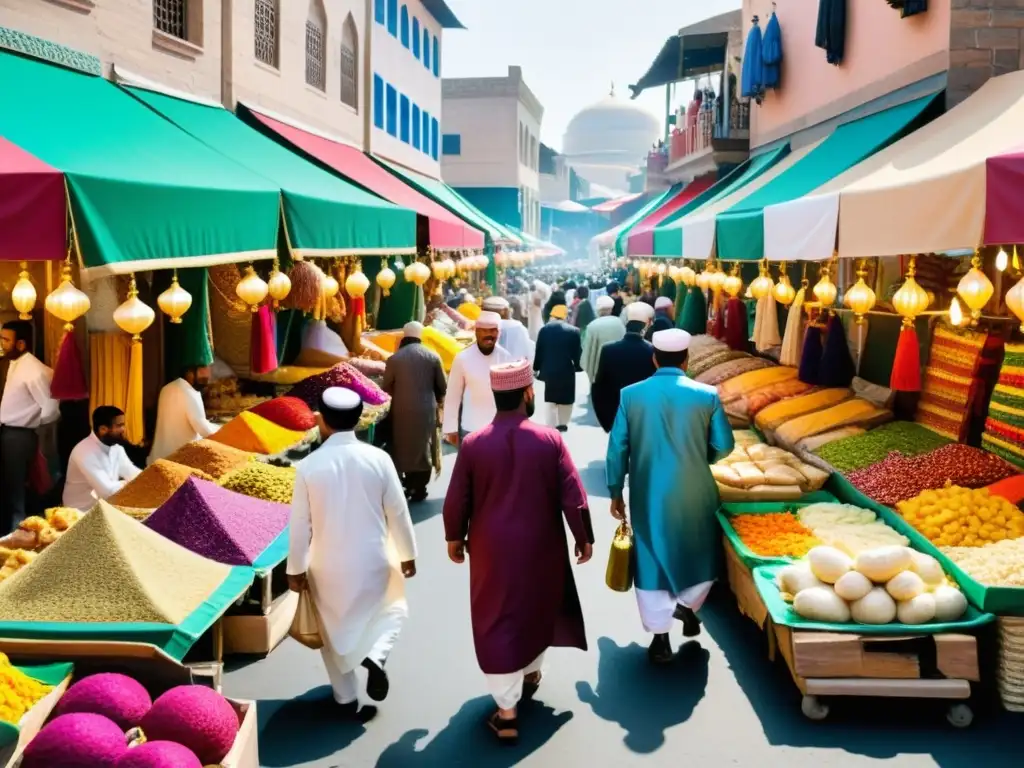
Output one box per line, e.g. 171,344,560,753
220,462,296,504
813,421,953,474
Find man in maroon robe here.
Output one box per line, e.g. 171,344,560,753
443,358,594,744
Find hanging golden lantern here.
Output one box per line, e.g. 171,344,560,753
710,262,728,293
667,265,680,283
236,265,269,312
812,264,838,307
494,251,508,268
723,263,743,298
749,260,775,300
957,252,994,325
680,264,696,287
477,254,490,271
431,260,447,281
1004,277,1024,331
696,264,713,291
845,261,876,324
156,271,192,324
11,261,36,320
949,295,967,328
996,247,1009,272
321,271,340,298
413,261,432,285
268,262,292,307
656,262,668,277
442,258,456,278
44,262,91,331
113,275,155,341
892,257,931,327
344,266,370,299
773,273,796,306
376,266,396,296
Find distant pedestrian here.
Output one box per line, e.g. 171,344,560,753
442,312,511,444
645,296,675,341
483,296,534,362
580,296,625,383
571,285,596,336
593,303,656,433
533,305,582,432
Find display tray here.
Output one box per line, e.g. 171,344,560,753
0,662,73,753
717,501,821,569
753,563,995,635
828,474,1024,616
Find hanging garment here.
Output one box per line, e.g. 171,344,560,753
741,17,764,100
815,0,847,65
762,12,783,90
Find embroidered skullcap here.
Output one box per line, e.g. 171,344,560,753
482,296,509,312
321,386,362,412
490,359,533,392
596,295,615,311
549,304,568,320
475,311,502,329
655,296,673,310
626,302,655,323
403,321,424,339
652,328,692,353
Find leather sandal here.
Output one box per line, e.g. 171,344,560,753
523,671,542,700
486,710,519,744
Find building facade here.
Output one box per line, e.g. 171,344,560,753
439,65,543,235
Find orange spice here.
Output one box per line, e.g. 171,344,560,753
732,513,820,558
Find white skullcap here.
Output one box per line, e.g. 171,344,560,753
652,328,692,353
458,288,468,295
655,296,673,310
476,311,501,329
482,296,509,312
321,386,362,411
596,295,615,311
403,321,423,339
626,302,655,323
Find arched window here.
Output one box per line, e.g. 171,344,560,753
386,0,397,36
374,0,384,24
340,14,358,110
422,28,430,70
432,35,439,77
412,17,420,59
305,0,326,91
254,0,278,67
400,6,409,48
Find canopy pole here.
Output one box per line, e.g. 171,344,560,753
665,84,672,144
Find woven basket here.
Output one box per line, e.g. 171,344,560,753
997,617,1024,711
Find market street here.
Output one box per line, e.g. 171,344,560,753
225,375,1021,768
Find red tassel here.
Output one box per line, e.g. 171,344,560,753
50,331,88,401
350,296,366,318
723,297,749,351
250,304,279,375
711,293,725,338
890,325,921,392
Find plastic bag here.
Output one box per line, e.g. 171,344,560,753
289,588,324,650
605,522,634,593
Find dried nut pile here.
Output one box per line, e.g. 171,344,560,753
219,463,296,504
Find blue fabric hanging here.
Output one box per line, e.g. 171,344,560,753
740,16,764,101
815,0,847,66
761,12,782,91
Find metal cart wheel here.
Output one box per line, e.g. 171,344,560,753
801,694,830,721
946,703,974,729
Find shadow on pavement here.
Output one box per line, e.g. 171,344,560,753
409,496,444,525
374,695,572,767
256,685,370,766
576,460,610,499
702,591,1021,767
575,635,709,754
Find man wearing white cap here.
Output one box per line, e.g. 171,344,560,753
382,322,447,502
483,296,534,362
605,328,734,664
646,296,675,341
288,387,417,719
442,311,511,444
580,295,625,383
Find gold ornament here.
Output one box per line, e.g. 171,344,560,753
376,267,396,296
696,265,713,291
44,262,90,331
11,262,36,320
156,272,192,324
344,266,370,298
268,263,292,307
749,260,775,300
772,274,796,306
723,263,743,298
680,265,696,287
1004,277,1024,332
949,295,967,328
236,265,269,312
321,272,340,298
812,265,837,307
845,262,876,324
113,275,155,340
892,257,931,327
710,263,727,293
956,253,994,325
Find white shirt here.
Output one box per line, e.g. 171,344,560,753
499,319,535,363
148,378,219,464
0,353,58,428
442,343,512,435
287,431,417,668
63,432,141,510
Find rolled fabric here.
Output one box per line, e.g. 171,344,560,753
780,287,805,367
797,324,823,384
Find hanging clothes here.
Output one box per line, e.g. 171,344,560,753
740,17,764,101
761,12,783,91
815,0,847,66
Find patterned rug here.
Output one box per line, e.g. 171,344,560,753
983,341,1024,469
915,325,988,442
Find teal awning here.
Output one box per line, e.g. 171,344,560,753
0,50,281,277
653,144,790,256
127,88,417,256
714,94,938,262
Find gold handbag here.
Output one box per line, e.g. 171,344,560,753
289,588,325,650
605,522,634,592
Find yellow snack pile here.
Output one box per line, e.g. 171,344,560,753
897,484,1024,548
0,652,53,724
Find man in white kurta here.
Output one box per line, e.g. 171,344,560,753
483,297,534,363
527,281,550,341
287,387,417,718
580,297,626,383
442,312,511,443
63,406,141,510
148,367,219,464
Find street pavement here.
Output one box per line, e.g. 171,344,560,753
225,374,1022,767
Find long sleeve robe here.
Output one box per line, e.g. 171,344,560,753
443,413,593,674
499,319,535,363
382,341,446,475
605,369,734,593
441,343,511,435
580,315,627,383
534,320,582,405
287,432,417,671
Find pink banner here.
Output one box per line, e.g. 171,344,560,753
0,136,65,262
985,146,1024,245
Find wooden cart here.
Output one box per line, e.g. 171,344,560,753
724,539,979,726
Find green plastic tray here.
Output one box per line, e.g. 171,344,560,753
718,502,818,569
0,662,74,748
753,563,995,635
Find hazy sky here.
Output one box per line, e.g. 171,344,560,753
441,0,742,150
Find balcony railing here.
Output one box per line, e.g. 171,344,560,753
669,101,750,165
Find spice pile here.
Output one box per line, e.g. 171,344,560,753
797,503,909,556
814,421,952,474
896,484,1024,547
731,513,820,558
220,462,297,504
940,538,1024,586
0,653,53,724
211,411,306,456
248,396,317,431
109,461,214,509
165,439,253,479
287,362,390,407
848,444,1019,505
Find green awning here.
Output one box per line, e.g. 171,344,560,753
613,185,680,257
128,88,417,256
376,159,523,246
653,144,789,256
0,50,281,277
715,94,938,262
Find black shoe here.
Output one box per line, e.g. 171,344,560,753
409,489,428,503
673,604,702,637
336,701,378,723
556,425,568,432
647,633,673,665
362,658,390,702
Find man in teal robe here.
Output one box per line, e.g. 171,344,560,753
605,328,734,664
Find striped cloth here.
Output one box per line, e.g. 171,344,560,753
983,341,1024,469
915,325,988,442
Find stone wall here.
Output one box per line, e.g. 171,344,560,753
949,0,1024,108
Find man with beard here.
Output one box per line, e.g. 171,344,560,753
444,359,593,743
148,365,220,463
442,312,511,445
63,406,141,510
483,296,534,362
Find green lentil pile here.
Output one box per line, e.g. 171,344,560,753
0,501,231,624
219,462,296,504
813,421,953,474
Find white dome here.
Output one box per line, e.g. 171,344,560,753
562,87,661,160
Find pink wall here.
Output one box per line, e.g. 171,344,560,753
744,0,950,147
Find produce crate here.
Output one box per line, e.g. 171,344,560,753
0,662,72,764
996,616,1024,712
223,591,298,657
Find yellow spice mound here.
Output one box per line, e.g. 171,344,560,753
0,501,231,625
166,439,253,479
211,411,305,455
220,462,296,504
0,652,52,724
109,460,214,508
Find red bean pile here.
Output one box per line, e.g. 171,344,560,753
847,443,1020,505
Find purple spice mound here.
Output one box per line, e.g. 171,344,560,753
286,362,389,407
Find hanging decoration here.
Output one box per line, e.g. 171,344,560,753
741,15,765,102
710,262,728,293
815,0,847,66
818,312,856,387
236,265,269,312
113,275,154,445
780,283,806,367
46,256,90,402
1005,274,1024,331
845,261,876,324
344,261,370,321
113,275,156,341
267,261,292,309
761,10,783,92
321,266,341,298
723,263,748,351
45,261,90,332
376,265,397,297
405,261,431,286
773,263,796,306
156,271,192,324
250,303,278,375
723,263,744,298
812,262,838,306
680,263,696,287
949,296,966,328
750,260,775,300
890,256,930,392
696,263,713,291
956,252,994,326
11,261,36,320
285,260,322,313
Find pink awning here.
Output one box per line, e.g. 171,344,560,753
591,193,643,213
0,136,65,262
626,177,715,256
985,145,1024,245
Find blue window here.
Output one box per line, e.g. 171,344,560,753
400,95,410,143
373,74,384,129
431,118,439,160
385,84,397,137
412,19,420,59
412,104,421,149
442,134,461,156
433,36,440,77
386,0,397,36
400,6,409,47
421,110,431,155
374,0,385,24
422,29,430,70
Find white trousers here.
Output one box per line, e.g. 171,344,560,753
484,651,546,710
546,403,572,427
636,581,714,635
320,614,403,704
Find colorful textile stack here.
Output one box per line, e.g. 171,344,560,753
983,340,1024,468
774,397,892,449
695,355,775,387
718,366,793,404
915,325,988,441
754,387,852,433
